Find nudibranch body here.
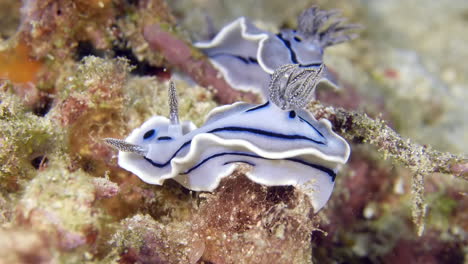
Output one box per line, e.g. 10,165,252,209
194,7,358,98
106,65,350,212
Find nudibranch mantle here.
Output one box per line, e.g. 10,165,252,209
195,7,358,98
106,65,350,212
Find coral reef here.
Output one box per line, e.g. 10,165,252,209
0,0,466,263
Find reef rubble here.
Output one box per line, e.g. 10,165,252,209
0,0,466,263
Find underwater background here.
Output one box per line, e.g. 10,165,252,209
0,0,466,263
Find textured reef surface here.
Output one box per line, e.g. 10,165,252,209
0,0,467,263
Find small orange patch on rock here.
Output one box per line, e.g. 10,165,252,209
0,42,43,84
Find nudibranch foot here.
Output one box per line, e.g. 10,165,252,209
106,66,350,213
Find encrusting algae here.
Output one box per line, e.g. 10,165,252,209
0,83,63,192
0,0,467,263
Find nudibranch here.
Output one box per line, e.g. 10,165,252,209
105,64,350,212
195,7,358,98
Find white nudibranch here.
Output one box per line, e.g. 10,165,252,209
105,64,350,212
194,7,359,98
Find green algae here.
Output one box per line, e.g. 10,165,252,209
0,83,65,192
58,56,132,102
18,161,101,234
11,161,114,264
